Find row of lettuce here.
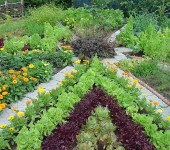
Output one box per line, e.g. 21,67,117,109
0,57,169,149
117,16,170,63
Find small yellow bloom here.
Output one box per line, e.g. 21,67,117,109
83,60,90,65
43,63,49,66
23,73,27,76
23,77,29,82
0,47,4,51
21,67,28,72
74,60,81,64
72,69,77,73
0,94,3,100
29,64,34,69
38,86,45,94
44,70,48,73
17,111,25,117
12,80,18,84
157,109,163,114
0,124,7,129
166,116,170,121
127,84,132,88
0,71,3,76
2,91,8,96
58,82,63,87
133,79,139,83
9,127,14,132
9,69,15,74
8,116,14,121
142,93,147,97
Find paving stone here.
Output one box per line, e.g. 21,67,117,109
38,80,59,91
24,91,38,99
52,73,65,82
10,97,30,111
115,47,133,53
59,66,74,74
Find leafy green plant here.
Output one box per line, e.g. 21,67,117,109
75,106,124,149
117,16,137,48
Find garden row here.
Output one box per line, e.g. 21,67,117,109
1,57,169,149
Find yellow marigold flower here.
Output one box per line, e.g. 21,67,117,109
1,103,7,109
21,67,27,72
17,111,25,117
38,86,45,94
74,60,81,64
0,94,3,100
23,77,29,82
26,100,31,105
0,47,4,51
65,72,70,76
58,82,63,87
9,69,15,74
2,91,8,96
43,63,49,66
23,73,27,76
127,84,132,88
133,79,139,83
68,74,74,79
29,64,34,69
0,124,7,129
72,69,77,73
0,106,2,111
44,70,48,73
166,116,170,121
114,62,119,66
157,109,163,114
16,71,21,75
83,60,90,64
8,116,14,121
108,68,114,72
11,106,17,111
136,83,142,89
9,127,14,132
12,80,17,84
142,93,147,97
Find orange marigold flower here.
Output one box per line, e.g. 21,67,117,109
153,101,159,106
26,100,31,105
149,100,153,103
16,71,21,75
23,77,29,82
0,94,3,100
12,75,17,79
0,103,7,109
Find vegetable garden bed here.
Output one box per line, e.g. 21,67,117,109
2,57,167,150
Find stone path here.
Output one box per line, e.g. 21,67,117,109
0,66,74,126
